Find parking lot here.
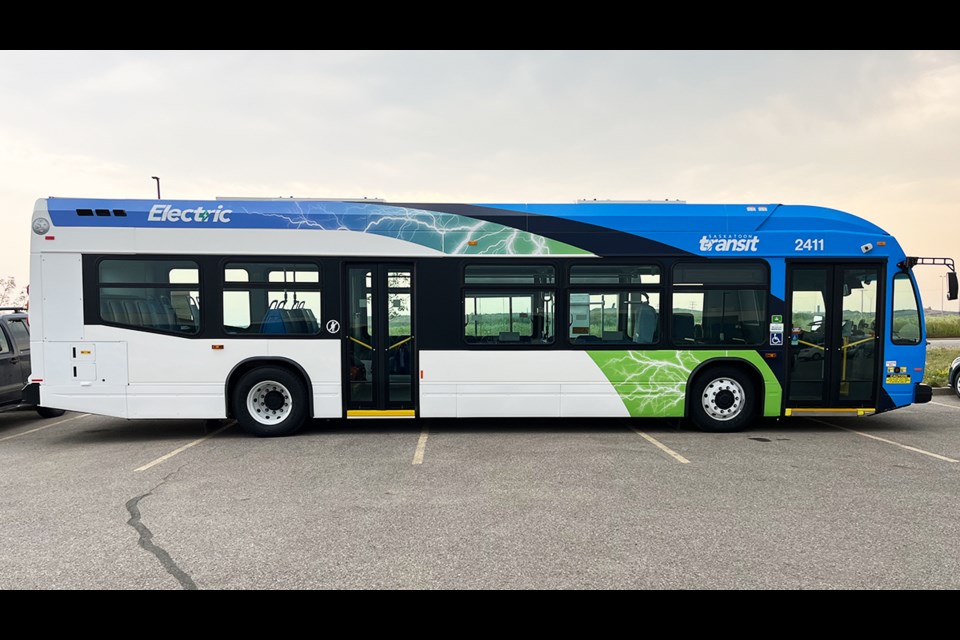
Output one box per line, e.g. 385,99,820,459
1,395,959,589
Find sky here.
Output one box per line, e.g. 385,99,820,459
1,50,958,311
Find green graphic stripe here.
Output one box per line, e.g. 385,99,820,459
586,350,782,418
375,212,591,255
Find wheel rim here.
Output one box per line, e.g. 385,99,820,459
701,377,746,422
247,380,293,425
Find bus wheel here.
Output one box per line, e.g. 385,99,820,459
690,367,755,432
36,406,66,419
233,367,308,437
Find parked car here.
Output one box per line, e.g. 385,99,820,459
950,356,960,400
0,308,64,418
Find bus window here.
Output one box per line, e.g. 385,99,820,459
672,262,767,346
464,292,554,344
672,290,765,345
98,259,201,335
223,262,321,336
891,272,921,345
568,291,660,344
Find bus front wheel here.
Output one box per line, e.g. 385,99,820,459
690,367,755,432
232,366,308,437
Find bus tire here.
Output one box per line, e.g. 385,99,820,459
232,366,308,437
690,366,755,432
36,406,66,419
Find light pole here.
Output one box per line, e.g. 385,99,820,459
151,176,161,199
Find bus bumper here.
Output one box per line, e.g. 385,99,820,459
915,384,932,404
22,382,40,406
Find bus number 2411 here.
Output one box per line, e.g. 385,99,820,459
795,238,824,251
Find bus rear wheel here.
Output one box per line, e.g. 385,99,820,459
233,366,308,437
690,367,755,432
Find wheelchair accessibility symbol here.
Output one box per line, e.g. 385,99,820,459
326,319,340,334
769,332,783,346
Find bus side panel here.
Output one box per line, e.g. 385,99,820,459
419,350,781,419
587,350,781,418
83,327,341,419
418,351,629,418
40,253,84,342
40,341,128,417
268,340,341,418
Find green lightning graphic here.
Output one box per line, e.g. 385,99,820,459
586,350,781,417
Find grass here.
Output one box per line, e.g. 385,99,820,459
924,347,960,388
927,315,960,338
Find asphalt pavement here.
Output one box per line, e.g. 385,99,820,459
1,397,959,589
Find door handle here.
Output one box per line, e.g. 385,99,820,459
8,357,18,364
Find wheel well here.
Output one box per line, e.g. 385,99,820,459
685,359,765,419
225,358,313,418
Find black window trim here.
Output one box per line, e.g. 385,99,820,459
98,258,201,286
462,262,558,287
223,260,323,288
568,263,663,286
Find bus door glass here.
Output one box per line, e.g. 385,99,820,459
787,264,880,407
345,265,415,414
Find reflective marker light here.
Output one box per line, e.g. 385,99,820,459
212,345,224,350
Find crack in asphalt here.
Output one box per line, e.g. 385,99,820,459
125,468,198,590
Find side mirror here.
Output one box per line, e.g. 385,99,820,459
949,271,958,301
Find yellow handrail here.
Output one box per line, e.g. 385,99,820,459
349,336,373,350
388,336,413,350
841,336,875,350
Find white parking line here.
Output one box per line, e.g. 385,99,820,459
0,413,89,443
135,423,234,472
412,428,429,465
811,418,958,463
930,401,960,410
632,429,690,464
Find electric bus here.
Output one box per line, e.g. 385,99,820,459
24,197,954,436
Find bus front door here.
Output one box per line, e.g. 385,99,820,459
344,265,416,417
786,263,881,412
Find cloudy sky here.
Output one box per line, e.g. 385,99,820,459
1,50,957,309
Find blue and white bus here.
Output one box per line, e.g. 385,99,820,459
24,197,954,436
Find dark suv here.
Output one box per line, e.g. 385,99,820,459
0,308,64,418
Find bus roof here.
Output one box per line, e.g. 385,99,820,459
41,198,889,235
35,198,898,261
